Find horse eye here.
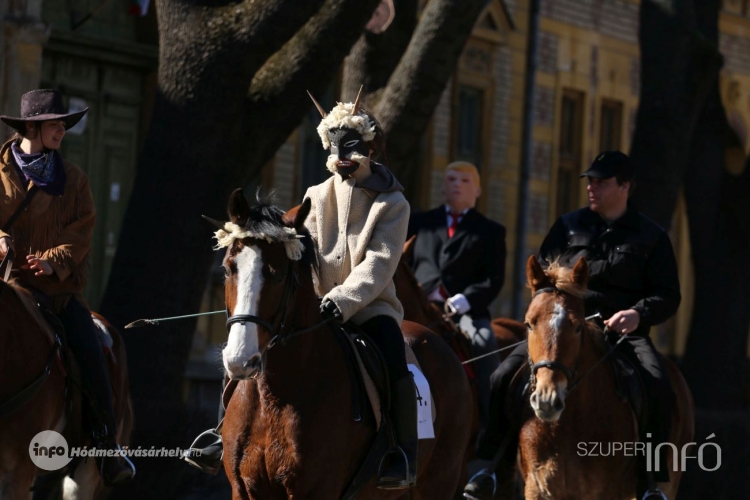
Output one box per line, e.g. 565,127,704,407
343,139,360,148
524,321,532,331
575,324,583,334
222,265,230,278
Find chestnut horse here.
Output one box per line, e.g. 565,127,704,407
518,256,694,499
393,236,527,493
214,190,472,500
0,278,132,500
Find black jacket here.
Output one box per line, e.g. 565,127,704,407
538,205,681,336
407,206,506,318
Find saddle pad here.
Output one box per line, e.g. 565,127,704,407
343,334,436,434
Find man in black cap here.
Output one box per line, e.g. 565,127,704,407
463,151,681,500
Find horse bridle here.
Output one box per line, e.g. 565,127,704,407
224,259,334,377
527,286,584,393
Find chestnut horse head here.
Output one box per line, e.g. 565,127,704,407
524,255,589,422
208,189,312,380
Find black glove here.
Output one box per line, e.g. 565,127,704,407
320,299,342,320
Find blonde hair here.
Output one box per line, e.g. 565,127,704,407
445,161,481,190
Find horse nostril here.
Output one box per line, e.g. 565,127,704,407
530,392,538,407
243,354,262,372
554,397,564,412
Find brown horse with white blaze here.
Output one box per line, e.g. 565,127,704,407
519,255,694,500
214,190,472,500
0,279,133,500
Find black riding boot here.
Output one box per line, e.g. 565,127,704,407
61,298,135,487
377,374,418,489
464,344,527,500
184,377,226,475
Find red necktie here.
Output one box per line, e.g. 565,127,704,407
448,213,461,238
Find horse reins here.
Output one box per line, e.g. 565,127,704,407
224,260,335,377
527,286,630,393
0,258,63,418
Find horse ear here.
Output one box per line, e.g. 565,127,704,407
282,198,312,230
228,188,250,225
402,235,416,260
571,256,589,290
526,255,549,293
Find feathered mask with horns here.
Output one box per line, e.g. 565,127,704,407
307,87,377,175
308,87,375,148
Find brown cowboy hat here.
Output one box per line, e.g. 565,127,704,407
0,89,88,133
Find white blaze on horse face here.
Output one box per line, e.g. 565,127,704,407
223,245,264,379
549,302,566,337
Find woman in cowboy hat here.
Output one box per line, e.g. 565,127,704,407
0,89,135,486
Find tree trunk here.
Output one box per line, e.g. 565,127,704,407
631,0,750,408
341,0,418,104
630,0,722,228
101,1,378,496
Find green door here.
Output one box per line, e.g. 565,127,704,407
41,48,149,308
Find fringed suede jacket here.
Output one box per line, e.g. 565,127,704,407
304,162,409,326
0,138,95,310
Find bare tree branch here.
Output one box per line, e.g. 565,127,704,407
374,0,485,194
234,0,382,184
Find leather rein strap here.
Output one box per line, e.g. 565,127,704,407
1,186,39,282
528,286,629,392
0,185,60,418
224,261,335,377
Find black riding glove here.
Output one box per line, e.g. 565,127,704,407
320,299,342,320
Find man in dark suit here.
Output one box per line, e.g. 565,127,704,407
407,161,507,428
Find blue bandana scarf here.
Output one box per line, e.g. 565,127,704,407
10,141,66,195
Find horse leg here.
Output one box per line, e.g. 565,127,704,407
62,459,100,500
0,464,36,500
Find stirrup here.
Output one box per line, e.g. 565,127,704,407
641,488,668,500
99,444,136,487
376,446,413,489
183,429,224,475
463,468,497,500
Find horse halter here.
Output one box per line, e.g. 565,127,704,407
527,286,584,393
224,260,297,376
223,257,334,378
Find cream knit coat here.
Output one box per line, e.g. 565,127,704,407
303,174,409,325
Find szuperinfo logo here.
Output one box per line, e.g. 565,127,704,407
29,431,73,471
577,433,722,472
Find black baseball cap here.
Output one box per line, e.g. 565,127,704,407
580,151,634,181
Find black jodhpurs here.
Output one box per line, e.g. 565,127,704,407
359,315,410,385
59,297,116,433
618,334,675,485
476,342,527,460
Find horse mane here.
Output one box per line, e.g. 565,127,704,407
231,191,317,271
539,261,586,299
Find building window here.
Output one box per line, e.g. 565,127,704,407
600,99,623,152
557,89,584,218
454,85,484,168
